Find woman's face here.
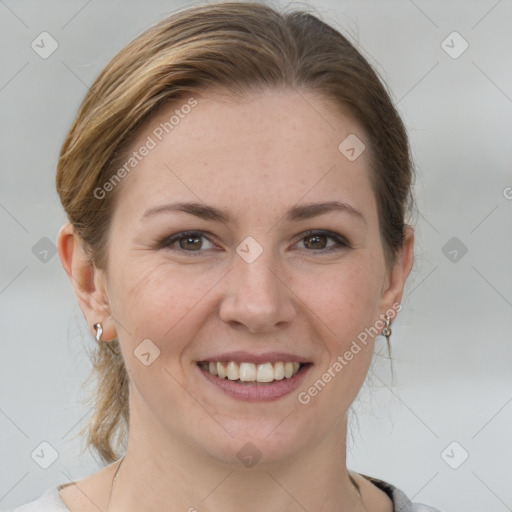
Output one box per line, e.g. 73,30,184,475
94,89,411,465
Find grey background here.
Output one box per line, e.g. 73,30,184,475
1,1,511,511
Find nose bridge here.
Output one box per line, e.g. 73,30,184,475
219,237,294,331
239,251,279,296
234,239,282,304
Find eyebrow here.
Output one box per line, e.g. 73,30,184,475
142,200,366,225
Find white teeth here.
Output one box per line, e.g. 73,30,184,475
217,362,227,379
274,361,285,380
201,360,303,382
226,361,239,380
256,363,274,382
239,362,257,381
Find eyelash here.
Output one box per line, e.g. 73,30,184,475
157,230,351,255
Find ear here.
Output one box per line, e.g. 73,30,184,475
57,222,117,341
378,225,414,318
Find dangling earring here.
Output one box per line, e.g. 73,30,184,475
382,315,392,358
94,322,120,356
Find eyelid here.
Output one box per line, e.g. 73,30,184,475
158,229,351,253
293,229,351,251
157,230,218,252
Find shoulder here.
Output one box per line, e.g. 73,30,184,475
7,484,70,512
8,460,120,512
353,471,444,512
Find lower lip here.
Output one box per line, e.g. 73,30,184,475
197,364,311,402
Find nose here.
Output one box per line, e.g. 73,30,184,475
218,248,296,334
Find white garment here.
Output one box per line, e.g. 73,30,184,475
7,474,443,511
7,483,70,512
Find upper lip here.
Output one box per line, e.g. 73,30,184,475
197,351,311,365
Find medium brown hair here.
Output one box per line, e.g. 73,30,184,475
56,1,414,464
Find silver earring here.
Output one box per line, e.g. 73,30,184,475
94,322,103,342
94,322,120,356
382,315,392,343
382,315,392,358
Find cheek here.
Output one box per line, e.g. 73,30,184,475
108,258,224,350
295,255,383,402
107,261,215,407
300,255,384,341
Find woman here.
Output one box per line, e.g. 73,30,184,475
12,2,442,511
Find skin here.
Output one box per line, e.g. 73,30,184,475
57,88,413,512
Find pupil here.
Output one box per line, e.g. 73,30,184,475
306,235,325,249
181,236,201,250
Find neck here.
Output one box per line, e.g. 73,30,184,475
109,397,366,512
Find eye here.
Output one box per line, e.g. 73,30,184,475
158,231,216,253
295,230,350,253
157,229,351,255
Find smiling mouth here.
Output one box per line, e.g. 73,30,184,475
197,361,307,384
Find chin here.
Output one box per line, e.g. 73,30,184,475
193,415,319,468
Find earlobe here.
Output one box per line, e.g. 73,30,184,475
57,223,117,341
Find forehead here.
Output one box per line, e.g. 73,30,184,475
112,88,377,226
